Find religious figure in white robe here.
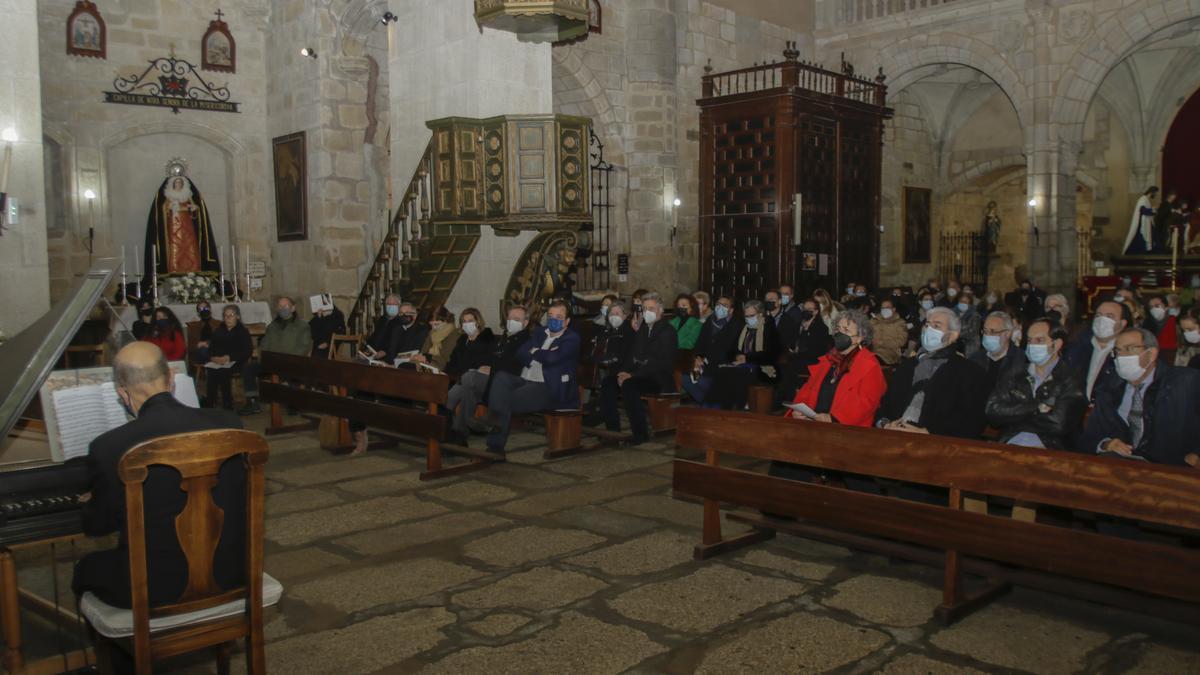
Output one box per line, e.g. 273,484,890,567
1122,186,1159,255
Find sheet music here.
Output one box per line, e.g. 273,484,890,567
783,402,819,419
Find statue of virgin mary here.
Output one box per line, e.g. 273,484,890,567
143,159,221,277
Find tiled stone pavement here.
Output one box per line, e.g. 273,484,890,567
13,414,1200,674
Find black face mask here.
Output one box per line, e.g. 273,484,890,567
198,309,212,319
799,310,814,322
400,315,414,326
155,319,171,330
833,332,854,352
765,301,777,311
1045,310,1063,323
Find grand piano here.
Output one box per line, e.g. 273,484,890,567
0,263,121,547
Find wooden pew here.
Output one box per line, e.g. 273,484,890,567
673,408,1200,625
257,352,494,480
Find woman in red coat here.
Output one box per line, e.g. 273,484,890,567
787,309,887,427
144,306,187,361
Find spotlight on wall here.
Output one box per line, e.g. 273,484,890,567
380,11,398,25
1027,198,1037,208
300,47,317,59
0,128,16,143
673,198,682,207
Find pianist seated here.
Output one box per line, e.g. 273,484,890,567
72,343,246,651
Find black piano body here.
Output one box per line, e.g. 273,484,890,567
0,461,89,547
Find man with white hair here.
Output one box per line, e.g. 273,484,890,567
969,311,1026,395
875,306,988,438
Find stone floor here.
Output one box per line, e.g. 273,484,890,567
13,413,1200,674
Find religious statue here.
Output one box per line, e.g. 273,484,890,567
982,201,1001,254
1122,186,1158,255
143,160,220,277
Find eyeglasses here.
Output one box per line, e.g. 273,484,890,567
1114,344,1149,355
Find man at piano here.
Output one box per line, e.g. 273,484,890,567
72,342,247,618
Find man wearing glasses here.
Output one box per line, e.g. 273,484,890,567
970,311,1026,396
1081,327,1200,465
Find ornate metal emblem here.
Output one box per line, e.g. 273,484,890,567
104,54,240,114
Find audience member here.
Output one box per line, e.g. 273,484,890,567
776,283,805,349
476,306,533,426
774,297,833,404
442,308,496,445
630,288,648,331
145,307,186,361
1176,312,1200,368
970,311,1026,394
259,296,313,357
1144,295,1177,350
1005,279,1046,322
309,298,346,358
598,292,676,443
669,293,702,350
707,299,779,410
1063,299,1128,400
787,310,887,426
414,306,461,371
693,291,713,321
981,289,1004,315
1080,327,1200,465
955,290,982,357
813,288,840,333
593,294,618,327
592,301,634,378
940,280,962,308
985,318,1086,450
485,300,581,456
875,306,988,438
870,297,908,366
204,305,253,411
683,296,738,405
187,300,221,365
131,298,155,340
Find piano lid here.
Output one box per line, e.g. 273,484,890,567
0,259,120,444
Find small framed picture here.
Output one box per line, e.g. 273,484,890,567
202,11,237,74
66,1,106,60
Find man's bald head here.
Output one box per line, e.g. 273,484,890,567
113,342,171,394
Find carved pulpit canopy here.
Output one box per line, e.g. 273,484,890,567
474,0,589,43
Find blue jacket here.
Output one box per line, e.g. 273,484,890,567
518,326,581,411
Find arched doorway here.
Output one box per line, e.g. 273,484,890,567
1163,86,1200,206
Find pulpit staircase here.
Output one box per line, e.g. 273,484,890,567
348,139,480,336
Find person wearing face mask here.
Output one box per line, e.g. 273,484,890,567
775,284,805,350
259,296,313,358
363,295,405,363
669,294,703,349
1081,327,1200,466
411,306,462,371
875,306,988,439
351,298,430,453
72,343,246,625
954,290,982,357
479,305,533,420
1005,278,1046,323
969,311,1026,395
683,296,739,406
188,301,222,365
812,288,841,333
204,305,253,411
1063,298,1129,400
1143,295,1178,351
786,310,887,426
593,294,619,327
630,288,649,331
596,293,677,443
144,307,186,361
910,292,936,347
308,296,346,359
774,298,833,405
1175,312,1200,369
939,281,962,309
442,308,496,445
132,299,156,340
1041,293,1075,339
870,298,908,365
485,300,581,455
707,299,780,411
981,290,1004,316
693,291,713,321
986,318,1086,450
593,301,635,374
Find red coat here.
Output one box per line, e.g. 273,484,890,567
146,330,187,361
789,349,887,427
1157,315,1178,350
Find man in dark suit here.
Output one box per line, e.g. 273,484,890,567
363,296,430,363
969,310,1026,396
597,292,677,444
485,300,580,456
1062,298,1129,401
1004,278,1046,323
73,342,246,612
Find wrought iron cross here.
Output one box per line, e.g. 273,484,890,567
215,8,224,22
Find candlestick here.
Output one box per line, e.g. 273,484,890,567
231,244,239,300
218,246,226,301
120,245,128,305
152,244,158,305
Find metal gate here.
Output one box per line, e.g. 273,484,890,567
937,231,987,289
577,127,613,291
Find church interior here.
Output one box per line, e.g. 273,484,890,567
3,0,1200,673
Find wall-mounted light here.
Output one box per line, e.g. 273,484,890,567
83,189,97,259
300,47,317,59
672,198,682,207
1027,198,1037,208
0,127,16,195
380,11,398,25
1028,197,1039,245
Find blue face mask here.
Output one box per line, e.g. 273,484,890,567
714,305,729,320
746,316,761,329
981,334,1004,354
385,305,400,317
921,326,945,352
548,317,565,333
1026,343,1053,366
956,302,970,314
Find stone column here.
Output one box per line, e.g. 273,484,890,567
0,0,49,336
390,0,553,324
1025,140,1080,293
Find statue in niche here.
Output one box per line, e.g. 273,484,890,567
143,160,221,277
982,201,1001,254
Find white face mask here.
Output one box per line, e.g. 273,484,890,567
600,305,610,317
1092,315,1117,340
946,288,959,298
506,319,524,334
462,321,478,336
1184,330,1200,344
609,315,624,329
880,308,894,319
1113,294,1125,304
1150,307,1167,321
1115,354,1147,382
1168,307,1180,317
642,310,658,324
920,300,934,311
986,295,998,305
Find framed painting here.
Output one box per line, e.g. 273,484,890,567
589,0,602,34
202,10,236,73
273,132,308,242
66,1,106,60
903,186,932,264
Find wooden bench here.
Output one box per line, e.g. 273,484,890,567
641,393,680,434
257,352,495,480
673,408,1200,625
747,384,773,415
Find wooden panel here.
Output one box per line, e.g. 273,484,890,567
258,383,445,441
673,460,1200,602
258,352,448,405
674,408,1200,530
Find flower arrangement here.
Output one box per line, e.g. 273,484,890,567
165,273,219,304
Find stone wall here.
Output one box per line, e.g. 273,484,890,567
0,0,50,337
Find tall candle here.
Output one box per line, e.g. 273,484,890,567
231,244,239,299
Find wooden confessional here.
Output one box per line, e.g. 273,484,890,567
698,44,893,299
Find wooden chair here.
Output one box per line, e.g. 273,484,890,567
79,429,281,675
329,334,362,360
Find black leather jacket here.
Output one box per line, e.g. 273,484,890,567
985,357,1087,450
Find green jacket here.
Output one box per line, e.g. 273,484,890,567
669,316,702,350
259,315,312,356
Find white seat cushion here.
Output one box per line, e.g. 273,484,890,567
80,573,283,639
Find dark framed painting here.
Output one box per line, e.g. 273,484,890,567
201,11,236,73
589,0,602,34
273,132,308,242
66,1,106,60
903,186,932,264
